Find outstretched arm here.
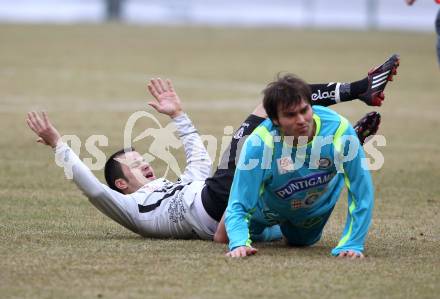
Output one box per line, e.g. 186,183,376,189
25,112,139,233
147,78,212,182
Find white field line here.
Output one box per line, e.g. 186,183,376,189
0,95,259,112
0,66,263,111
0,66,264,93
386,143,440,151
0,159,48,166
2,94,440,123
1,67,439,122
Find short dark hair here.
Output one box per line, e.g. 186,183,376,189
263,74,311,121
104,148,135,192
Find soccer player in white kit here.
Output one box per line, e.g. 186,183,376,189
27,78,222,240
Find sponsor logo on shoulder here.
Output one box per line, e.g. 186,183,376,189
277,156,294,174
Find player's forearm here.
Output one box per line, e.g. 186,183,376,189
336,180,374,254
173,113,212,181
54,142,111,199
225,192,257,250
225,205,253,251
331,198,372,255
54,142,139,233
226,141,268,249
225,182,259,250
332,142,374,255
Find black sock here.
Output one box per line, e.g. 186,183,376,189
309,78,369,107
340,77,368,101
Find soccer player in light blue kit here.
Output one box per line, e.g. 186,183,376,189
225,74,377,259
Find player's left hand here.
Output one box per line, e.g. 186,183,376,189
147,78,183,119
337,250,365,259
226,245,258,257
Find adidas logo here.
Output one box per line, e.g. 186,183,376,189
371,70,390,89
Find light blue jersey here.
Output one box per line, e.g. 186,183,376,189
225,106,374,255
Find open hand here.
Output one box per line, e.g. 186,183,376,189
26,111,61,148
226,246,258,257
147,78,183,118
337,250,365,259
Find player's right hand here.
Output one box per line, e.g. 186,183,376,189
147,78,183,119
226,246,258,257
26,111,61,148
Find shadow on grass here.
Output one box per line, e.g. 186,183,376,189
53,231,215,243
256,239,333,257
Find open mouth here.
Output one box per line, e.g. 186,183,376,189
144,171,155,179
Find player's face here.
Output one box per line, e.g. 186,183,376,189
273,99,314,142
116,151,156,193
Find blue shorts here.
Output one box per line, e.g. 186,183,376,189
280,208,333,247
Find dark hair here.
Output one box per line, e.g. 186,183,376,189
263,74,311,121
104,147,135,192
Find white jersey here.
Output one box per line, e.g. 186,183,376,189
54,113,217,239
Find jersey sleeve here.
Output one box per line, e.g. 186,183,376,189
331,125,374,255
54,142,139,234
225,134,270,251
173,113,212,183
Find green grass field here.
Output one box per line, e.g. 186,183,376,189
0,24,439,299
